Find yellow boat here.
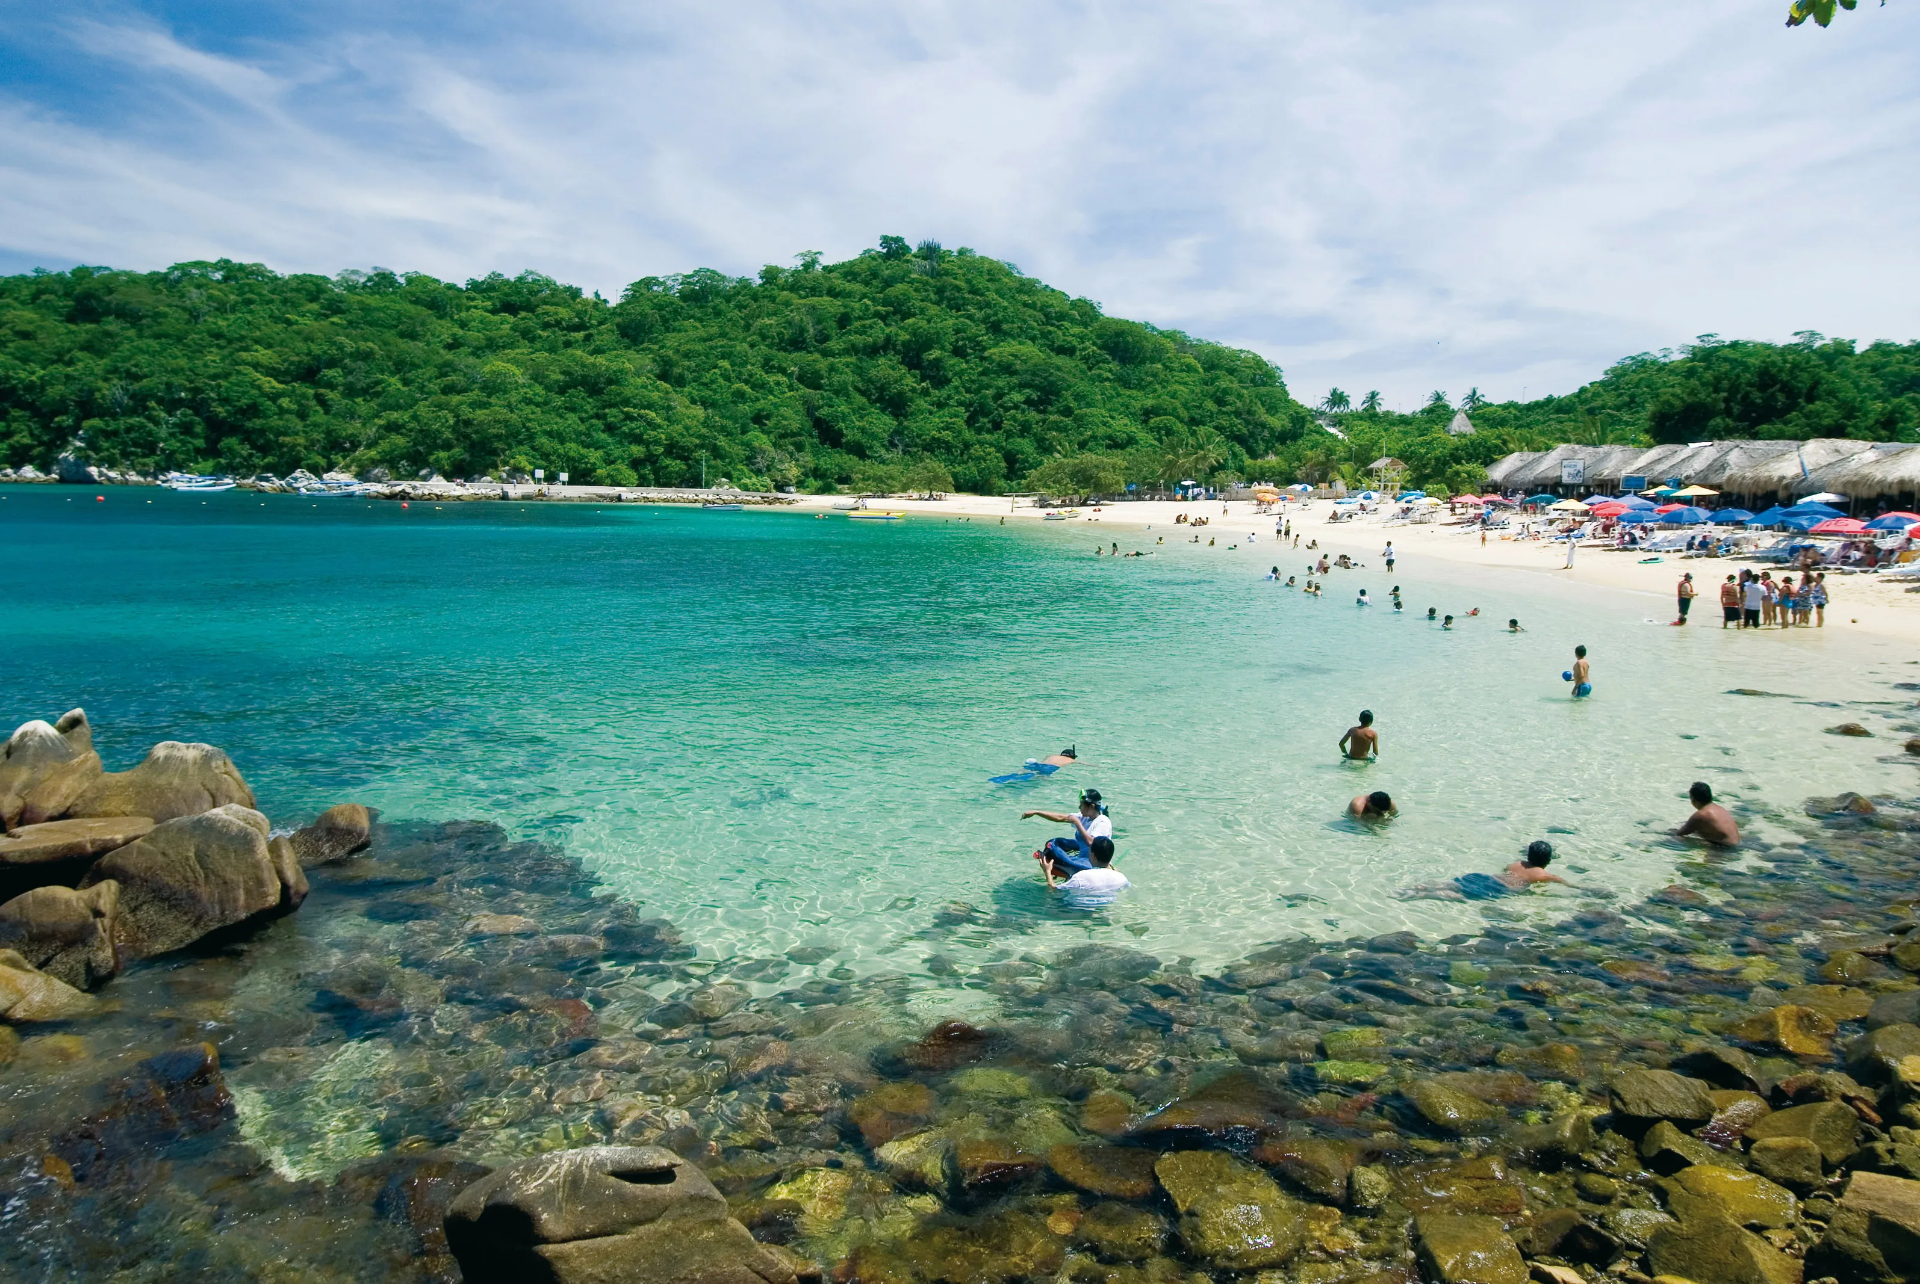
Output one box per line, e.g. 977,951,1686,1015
848,511,904,521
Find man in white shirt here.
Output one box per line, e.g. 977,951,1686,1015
1048,837,1130,907
1741,574,1764,629
1024,789,1113,878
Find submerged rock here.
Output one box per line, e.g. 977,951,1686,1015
1413,1213,1527,1284
1731,1003,1839,1057
1404,1079,1502,1134
848,1081,933,1147
444,1145,793,1284
1128,1069,1298,1143
1071,1201,1169,1262
1609,1068,1717,1126
0,710,102,829
1049,1143,1159,1199
1253,1136,1359,1203
80,805,303,959
1747,1136,1826,1192
1641,1120,1741,1175
70,740,255,823
0,881,121,988
1847,1023,1920,1085
47,1043,234,1185
1154,1150,1309,1269
902,1019,994,1071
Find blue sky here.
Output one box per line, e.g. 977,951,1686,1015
1,1,1915,407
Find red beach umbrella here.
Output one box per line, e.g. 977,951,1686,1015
1810,518,1868,534
1653,503,1684,514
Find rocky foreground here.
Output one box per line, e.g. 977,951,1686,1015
4,711,1920,1284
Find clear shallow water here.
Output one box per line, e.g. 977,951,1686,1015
5,485,1916,974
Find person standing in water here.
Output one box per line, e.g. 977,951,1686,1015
1676,572,1696,626
1024,790,1113,876
1675,781,1740,846
1383,541,1395,572
1339,710,1380,760
1569,645,1590,697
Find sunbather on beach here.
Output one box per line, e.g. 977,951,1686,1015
1339,710,1380,761
1674,781,1740,846
1349,790,1396,819
1398,841,1569,901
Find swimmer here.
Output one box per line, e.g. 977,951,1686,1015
1398,840,1571,901
1392,597,1403,612
1442,615,1453,629
1339,710,1380,761
1467,608,1480,617
1349,790,1396,819
1570,644,1590,697
1267,566,1281,580
1426,607,1437,621
1674,781,1740,847
1285,575,1297,588
989,745,1079,784
1508,619,1524,633
1356,588,1371,607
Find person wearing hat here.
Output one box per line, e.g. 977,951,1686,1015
1024,789,1113,878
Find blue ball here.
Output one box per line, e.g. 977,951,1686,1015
1562,671,1573,681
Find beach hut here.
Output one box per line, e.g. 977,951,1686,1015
1485,452,1544,492
1798,444,1920,507
1368,457,1407,490
1446,411,1476,437
1720,439,1875,504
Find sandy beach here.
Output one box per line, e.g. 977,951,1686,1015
790,491,1920,645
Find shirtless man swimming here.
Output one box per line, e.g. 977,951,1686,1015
1339,710,1380,760
1675,781,1740,846
1349,790,1396,819
1399,840,1571,901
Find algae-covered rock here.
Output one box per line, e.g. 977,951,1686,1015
1822,950,1879,983
70,740,254,823
949,1067,1031,1099
1322,1027,1390,1060
1496,1041,1585,1082
1647,1213,1803,1284
1081,1088,1135,1136
1253,1137,1358,1203
1048,1143,1158,1199
1072,1202,1169,1262
1746,1136,1825,1193
1641,1120,1741,1175
1848,1024,1920,1085
1610,1068,1717,1126
289,803,372,865
1744,1100,1859,1166
875,1129,953,1194
1405,1079,1501,1134
847,1209,1063,1284
953,1138,1044,1191
1519,1208,1620,1265
1511,1109,1596,1164
1730,1004,1838,1057
1805,1170,1920,1284
1314,1059,1390,1085
849,1081,934,1147
1412,1213,1527,1284
1155,1149,1308,1269
1128,1069,1298,1143
1350,1164,1392,1213
1395,1157,1525,1216
1666,1165,1798,1229
1784,984,1874,1023
764,1168,858,1240
1576,1173,1620,1203
1868,990,1920,1030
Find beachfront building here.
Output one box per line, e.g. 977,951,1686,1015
1368,456,1407,492
1486,438,1920,514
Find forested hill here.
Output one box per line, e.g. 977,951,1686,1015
2,240,1915,494
0,241,1309,492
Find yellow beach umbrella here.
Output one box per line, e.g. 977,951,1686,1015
1548,499,1590,513
1672,485,1718,497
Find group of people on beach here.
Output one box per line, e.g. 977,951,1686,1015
1692,569,1829,629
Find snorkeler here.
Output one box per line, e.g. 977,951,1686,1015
1339,710,1380,760
1398,840,1570,901
1024,789,1113,876
1349,791,1396,819
990,746,1078,785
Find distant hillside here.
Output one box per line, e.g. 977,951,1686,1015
0,241,1309,493
2,245,1913,496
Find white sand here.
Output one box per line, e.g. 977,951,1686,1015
791,492,1920,644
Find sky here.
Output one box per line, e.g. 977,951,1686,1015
0,1,1915,409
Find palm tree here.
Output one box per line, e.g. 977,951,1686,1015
1460,388,1488,411
1423,391,1450,414
1359,391,1382,413
1320,388,1351,413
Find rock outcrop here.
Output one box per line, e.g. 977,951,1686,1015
444,1145,794,1284
1807,1170,1920,1284
80,805,304,959
70,741,255,823
0,881,121,988
0,710,102,830
0,948,99,1022
290,803,372,865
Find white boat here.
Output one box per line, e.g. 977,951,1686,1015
162,472,236,492
1042,508,1079,521
831,498,867,510
702,502,744,511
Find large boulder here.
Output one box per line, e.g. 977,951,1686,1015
1806,1171,1920,1284
289,803,372,865
0,711,102,830
1848,1024,1920,1085
444,1145,794,1284
79,805,305,959
1404,1079,1502,1134
0,882,121,988
1665,1165,1798,1229
70,741,255,823
1743,1100,1860,1166
1413,1213,1527,1284
0,948,99,1022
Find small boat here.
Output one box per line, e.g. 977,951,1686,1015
162,472,236,492
1042,508,1079,521
848,511,904,521
831,498,867,511
702,503,744,511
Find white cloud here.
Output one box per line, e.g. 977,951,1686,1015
0,0,1914,405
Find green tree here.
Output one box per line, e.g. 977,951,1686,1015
1787,0,1880,27
1321,388,1351,413
1359,391,1382,412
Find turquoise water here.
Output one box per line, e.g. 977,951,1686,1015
4,485,1915,980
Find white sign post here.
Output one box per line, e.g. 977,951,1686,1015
558,472,569,485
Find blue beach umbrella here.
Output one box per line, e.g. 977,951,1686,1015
1786,501,1844,519
1865,513,1920,532
1714,509,1755,524
1523,493,1558,505
1778,513,1824,531
1616,509,1657,524
1661,506,1711,524
1748,505,1788,526
1616,495,1656,509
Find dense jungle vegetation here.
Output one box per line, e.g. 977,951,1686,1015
2,240,1915,496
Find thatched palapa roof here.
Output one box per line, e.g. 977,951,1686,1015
1794,442,1920,500
1717,439,1876,499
